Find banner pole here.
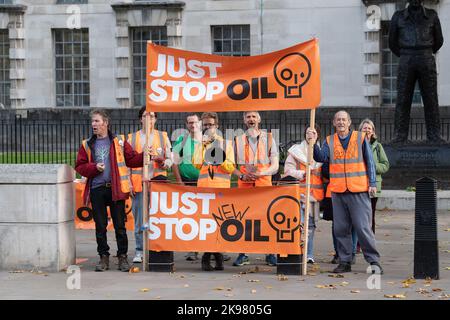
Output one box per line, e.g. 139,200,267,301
142,40,154,272
302,108,316,276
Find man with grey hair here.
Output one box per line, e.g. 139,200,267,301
310,110,383,274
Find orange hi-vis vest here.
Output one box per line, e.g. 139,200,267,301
327,131,369,193
235,132,273,187
197,138,232,188
297,162,324,202
82,135,131,194
127,130,168,193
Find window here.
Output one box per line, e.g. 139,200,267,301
56,0,87,4
381,22,421,105
212,25,250,56
131,27,168,107
54,29,90,107
0,29,10,108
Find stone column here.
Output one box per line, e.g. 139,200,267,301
0,164,76,272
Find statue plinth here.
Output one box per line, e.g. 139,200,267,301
383,142,450,190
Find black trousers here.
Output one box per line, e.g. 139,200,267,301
90,186,128,257
394,54,441,141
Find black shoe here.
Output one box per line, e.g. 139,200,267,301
351,254,356,265
117,254,130,272
214,253,224,271
331,254,339,264
95,255,109,272
201,253,214,271
369,262,384,275
333,263,351,273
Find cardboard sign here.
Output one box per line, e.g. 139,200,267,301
148,184,303,254
146,39,321,112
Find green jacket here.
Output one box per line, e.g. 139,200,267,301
370,138,390,196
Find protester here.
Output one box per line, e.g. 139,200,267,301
282,125,323,264
127,107,172,263
232,111,279,267
193,112,235,271
311,110,383,274
359,119,390,233
172,113,202,261
75,109,145,272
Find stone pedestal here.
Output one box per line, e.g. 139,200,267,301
383,144,450,190
0,164,75,272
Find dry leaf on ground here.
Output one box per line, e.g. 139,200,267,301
328,274,344,278
251,289,257,294
214,287,225,291
384,293,406,299
432,288,443,292
277,275,288,281
139,288,150,292
248,279,260,283
351,290,360,294
184,284,190,288
316,284,337,289
129,267,140,273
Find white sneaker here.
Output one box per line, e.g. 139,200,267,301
133,252,143,263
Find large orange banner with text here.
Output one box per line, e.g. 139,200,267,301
146,39,321,112
148,184,302,255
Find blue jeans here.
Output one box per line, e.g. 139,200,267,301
301,208,316,259
132,192,143,253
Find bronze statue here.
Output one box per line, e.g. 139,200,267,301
389,0,444,144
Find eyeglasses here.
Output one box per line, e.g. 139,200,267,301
203,123,216,128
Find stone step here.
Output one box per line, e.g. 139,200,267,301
377,190,450,211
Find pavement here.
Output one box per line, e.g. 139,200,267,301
1,210,449,300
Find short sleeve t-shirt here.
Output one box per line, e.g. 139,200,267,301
91,137,111,189
172,134,200,180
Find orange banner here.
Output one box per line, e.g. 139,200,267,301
148,184,302,255
146,39,321,112
74,180,135,231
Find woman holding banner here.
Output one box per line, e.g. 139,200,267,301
282,125,323,264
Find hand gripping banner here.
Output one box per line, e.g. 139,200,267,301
146,38,321,112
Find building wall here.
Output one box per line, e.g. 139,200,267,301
1,0,449,109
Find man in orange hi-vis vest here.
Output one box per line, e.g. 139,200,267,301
311,111,383,275
75,109,146,272
232,111,279,267
127,106,172,264
192,112,235,271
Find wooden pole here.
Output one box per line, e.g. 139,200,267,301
302,108,316,276
142,40,154,272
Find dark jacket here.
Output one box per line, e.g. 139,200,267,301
389,6,444,57
75,131,143,205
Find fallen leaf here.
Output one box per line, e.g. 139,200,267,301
265,286,273,289
248,266,260,273
248,279,260,283
438,294,450,299
214,287,225,291
445,267,450,270
384,293,406,299
75,258,88,264
129,267,140,273
432,288,443,292
316,284,337,289
350,290,360,294
9,270,25,273
308,272,317,276
251,289,257,294
402,277,416,286
416,288,430,294
184,284,190,288
340,281,349,287
154,296,161,299
328,274,344,278
139,288,150,292
224,293,234,297
444,228,450,232
277,275,288,281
